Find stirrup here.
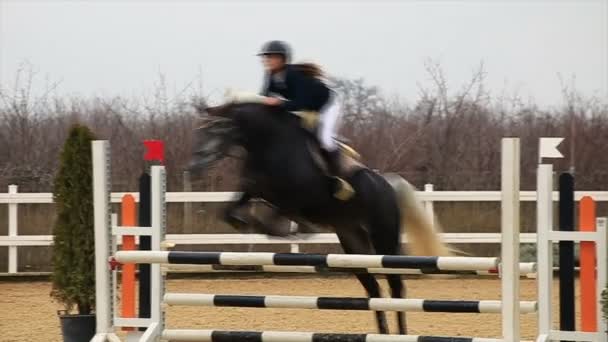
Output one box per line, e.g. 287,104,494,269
337,142,361,161
333,177,355,201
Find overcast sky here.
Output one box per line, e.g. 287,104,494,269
1,0,606,106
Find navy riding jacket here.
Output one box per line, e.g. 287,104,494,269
261,64,331,112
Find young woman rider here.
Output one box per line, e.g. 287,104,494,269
256,40,350,199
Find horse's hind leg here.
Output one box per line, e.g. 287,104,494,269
368,208,408,334
335,225,389,334
387,274,406,334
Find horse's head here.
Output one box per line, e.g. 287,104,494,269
189,98,281,171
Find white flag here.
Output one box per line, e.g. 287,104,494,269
539,137,564,159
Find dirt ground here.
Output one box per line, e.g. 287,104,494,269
0,276,575,341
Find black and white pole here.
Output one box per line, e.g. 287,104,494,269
164,263,537,276
163,293,538,314
114,251,499,272
161,329,504,342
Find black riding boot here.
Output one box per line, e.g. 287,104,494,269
324,149,342,176
322,149,354,200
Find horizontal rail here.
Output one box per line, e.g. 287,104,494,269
548,231,603,242
0,233,540,247
114,251,500,271
112,226,153,236
548,330,601,342
163,233,539,244
164,262,537,275
3,190,608,204
113,317,154,328
161,329,507,342
163,293,538,314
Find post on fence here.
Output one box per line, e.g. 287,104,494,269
501,138,520,341
8,185,18,274
537,164,554,336
183,171,192,233
424,184,435,228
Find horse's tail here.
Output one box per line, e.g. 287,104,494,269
385,173,451,257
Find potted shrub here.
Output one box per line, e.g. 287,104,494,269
51,124,97,342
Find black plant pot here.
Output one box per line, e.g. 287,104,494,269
57,310,96,342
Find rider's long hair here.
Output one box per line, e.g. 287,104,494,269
292,62,324,79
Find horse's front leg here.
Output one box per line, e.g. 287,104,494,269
250,209,292,237
223,191,253,230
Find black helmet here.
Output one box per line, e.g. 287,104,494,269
257,40,292,63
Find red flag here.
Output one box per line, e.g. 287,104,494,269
143,140,164,163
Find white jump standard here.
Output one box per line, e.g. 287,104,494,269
92,138,608,342
94,139,525,341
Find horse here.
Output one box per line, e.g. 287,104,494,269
189,100,450,334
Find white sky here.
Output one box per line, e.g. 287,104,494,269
1,0,606,106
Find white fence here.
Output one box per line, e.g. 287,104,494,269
2,184,608,275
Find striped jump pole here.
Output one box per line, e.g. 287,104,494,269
114,251,499,271
163,293,538,314
161,329,506,342
164,262,537,276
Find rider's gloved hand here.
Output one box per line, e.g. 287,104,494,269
263,97,283,106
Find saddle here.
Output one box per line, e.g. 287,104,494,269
307,139,364,178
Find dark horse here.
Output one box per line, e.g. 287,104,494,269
189,100,449,334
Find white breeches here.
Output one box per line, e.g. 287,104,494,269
318,96,342,151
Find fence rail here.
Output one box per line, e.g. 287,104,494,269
3,184,607,275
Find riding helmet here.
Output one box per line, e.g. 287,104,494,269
257,40,292,63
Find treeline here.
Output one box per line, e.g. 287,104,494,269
1,66,607,193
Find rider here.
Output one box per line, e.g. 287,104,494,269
257,40,353,200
